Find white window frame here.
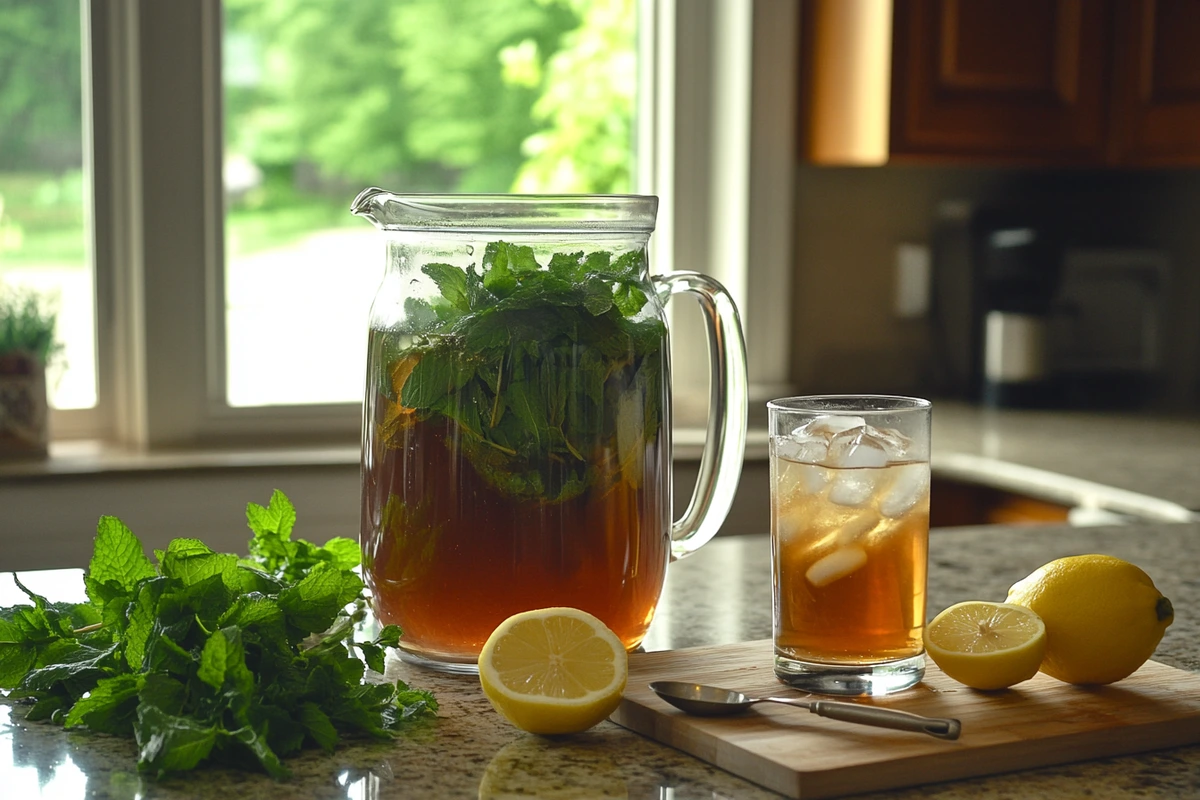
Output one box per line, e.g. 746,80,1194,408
59,0,795,448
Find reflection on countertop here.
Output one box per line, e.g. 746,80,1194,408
3,521,1199,799
930,402,1200,512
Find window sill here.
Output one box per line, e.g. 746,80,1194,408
1,427,770,482
0,439,362,481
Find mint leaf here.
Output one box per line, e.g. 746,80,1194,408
422,262,471,312
320,538,361,570
400,351,454,409
278,564,363,636
197,627,233,691
159,539,240,590
218,593,284,632
64,673,144,734
231,719,289,780
548,250,585,279
482,240,522,297
392,679,439,720
247,489,297,542
85,516,157,606
613,282,649,316
611,249,644,280
374,625,403,649
139,673,186,716
124,577,171,670
135,704,220,777
0,636,37,689
403,296,440,332
299,702,339,753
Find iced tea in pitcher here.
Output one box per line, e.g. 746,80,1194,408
361,239,671,668
354,191,750,674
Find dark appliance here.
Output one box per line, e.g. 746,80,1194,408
930,202,1061,407
1049,249,1169,409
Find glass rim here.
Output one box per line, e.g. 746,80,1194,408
351,188,659,233
766,394,932,415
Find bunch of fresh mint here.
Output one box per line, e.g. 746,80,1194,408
384,240,666,502
0,490,435,779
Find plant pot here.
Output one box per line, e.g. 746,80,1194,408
0,352,49,459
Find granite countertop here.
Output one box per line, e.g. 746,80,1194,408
3,522,1198,800
929,403,1200,515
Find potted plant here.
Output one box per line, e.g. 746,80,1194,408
0,284,62,458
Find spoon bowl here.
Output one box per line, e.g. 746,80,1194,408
649,681,760,716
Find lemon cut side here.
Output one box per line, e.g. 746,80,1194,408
924,601,1047,690
478,607,628,735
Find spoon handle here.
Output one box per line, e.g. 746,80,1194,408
797,700,962,740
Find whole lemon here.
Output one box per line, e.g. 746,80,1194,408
1006,555,1174,685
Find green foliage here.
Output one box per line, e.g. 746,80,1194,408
245,489,360,584
223,0,633,195
387,243,664,503
513,0,637,193
0,283,62,365
0,0,83,169
0,0,637,266
0,491,435,779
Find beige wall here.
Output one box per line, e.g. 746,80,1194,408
788,164,1200,409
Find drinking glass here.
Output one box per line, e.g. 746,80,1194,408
768,395,931,696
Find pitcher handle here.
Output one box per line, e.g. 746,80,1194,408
653,272,749,560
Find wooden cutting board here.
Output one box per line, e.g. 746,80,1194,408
610,639,1200,799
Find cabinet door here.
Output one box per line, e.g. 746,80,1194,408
1110,0,1200,166
890,0,1110,163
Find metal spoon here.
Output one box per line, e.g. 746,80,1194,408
648,681,962,740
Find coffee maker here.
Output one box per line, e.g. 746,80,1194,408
930,202,1061,407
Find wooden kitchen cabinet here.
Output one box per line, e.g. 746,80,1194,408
800,0,1200,166
1108,0,1200,165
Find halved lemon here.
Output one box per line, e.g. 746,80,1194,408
924,601,1047,690
478,607,628,735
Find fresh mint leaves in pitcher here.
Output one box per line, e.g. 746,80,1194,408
353,191,747,672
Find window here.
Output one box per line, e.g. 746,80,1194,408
68,0,795,448
0,0,96,412
220,0,639,407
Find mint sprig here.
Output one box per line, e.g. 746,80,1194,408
0,491,435,779
383,240,666,503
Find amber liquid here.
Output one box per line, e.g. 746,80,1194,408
361,384,669,665
772,459,929,664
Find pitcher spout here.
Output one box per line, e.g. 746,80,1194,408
350,186,391,226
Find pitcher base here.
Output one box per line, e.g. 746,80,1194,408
774,652,925,696
397,647,480,675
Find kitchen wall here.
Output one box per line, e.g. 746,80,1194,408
789,164,1200,411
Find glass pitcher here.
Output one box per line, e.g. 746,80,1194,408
352,190,747,672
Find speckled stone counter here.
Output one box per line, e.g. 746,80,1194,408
3,522,1198,799
930,403,1200,514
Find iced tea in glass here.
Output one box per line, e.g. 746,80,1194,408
769,396,931,696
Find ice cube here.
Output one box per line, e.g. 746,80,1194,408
864,424,912,459
828,471,879,507
827,427,891,469
776,458,829,498
793,415,867,439
805,546,868,587
827,423,914,469
878,463,930,518
774,501,813,543
774,434,828,466
836,511,880,546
